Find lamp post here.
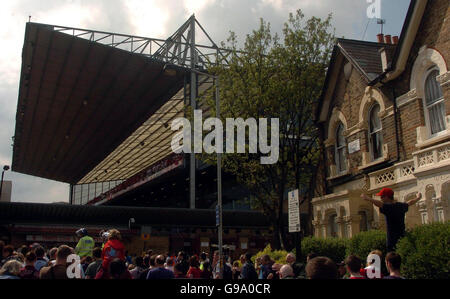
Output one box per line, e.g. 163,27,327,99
0,165,10,201
189,69,223,279
163,63,223,278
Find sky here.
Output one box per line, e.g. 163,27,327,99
0,0,410,204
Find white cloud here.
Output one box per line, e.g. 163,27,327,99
124,0,169,38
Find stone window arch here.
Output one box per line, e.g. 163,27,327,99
439,182,450,223
335,123,347,174
357,87,389,168
327,108,349,143
325,108,349,177
423,67,446,136
411,46,449,143
328,213,338,238
410,46,448,96
339,206,348,238
358,210,370,232
358,87,389,128
368,104,383,161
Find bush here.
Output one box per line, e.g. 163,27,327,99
346,230,386,259
300,236,348,264
396,222,450,279
252,244,289,265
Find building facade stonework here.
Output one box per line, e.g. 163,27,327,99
313,0,450,239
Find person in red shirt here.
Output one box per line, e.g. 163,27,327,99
95,229,126,279
345,255,365,279
186,255,202,279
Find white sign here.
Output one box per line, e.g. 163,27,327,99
348,139,360,154
288,190,301,233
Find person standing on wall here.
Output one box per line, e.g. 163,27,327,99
361,188,422,252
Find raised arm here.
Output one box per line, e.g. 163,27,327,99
361,194,384,208
406,192,422,206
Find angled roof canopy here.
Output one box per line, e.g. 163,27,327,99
12,17,225,185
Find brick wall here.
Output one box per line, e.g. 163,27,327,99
316,0,450,194
389,0,449,158
323,64,398,178
395,0,450,96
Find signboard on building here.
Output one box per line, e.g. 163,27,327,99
348,139,361,154
288,189,301,233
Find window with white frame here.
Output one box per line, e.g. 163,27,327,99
424,68,446,136
335,123,347,173
369,104,383,161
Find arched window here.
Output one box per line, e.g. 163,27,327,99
424,68,446,136
328,214,338,238
369,104,383,161
359,211,369,232
335,123,347,173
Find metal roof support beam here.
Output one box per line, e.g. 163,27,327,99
189,15,197,210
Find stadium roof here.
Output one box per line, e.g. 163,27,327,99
12,17,225,185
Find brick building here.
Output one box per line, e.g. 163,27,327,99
313,0,449,238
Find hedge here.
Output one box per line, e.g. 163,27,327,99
346,230,387,259
300,236,349,264
251,222,449,279
396,221,450,279
251,244,289,265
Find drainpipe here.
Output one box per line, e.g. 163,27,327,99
392,86,402,163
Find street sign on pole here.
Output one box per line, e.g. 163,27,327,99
288,189,301,233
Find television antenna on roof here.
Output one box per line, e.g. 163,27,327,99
377,19,386,35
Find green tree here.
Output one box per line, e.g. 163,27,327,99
200,10,335,249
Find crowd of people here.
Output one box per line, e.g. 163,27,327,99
0,228,405,280
0,188,412,280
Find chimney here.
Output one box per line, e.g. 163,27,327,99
377,33,384,43
392,36,399,44
384,35,392,44
380,48,388,72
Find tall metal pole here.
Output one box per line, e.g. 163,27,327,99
189,15,197,210
216,77,223,279
0,170,5,201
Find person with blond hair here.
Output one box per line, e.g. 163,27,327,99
95,229,126,279
0,260,22,279
362,250,383,279
279,265,295,279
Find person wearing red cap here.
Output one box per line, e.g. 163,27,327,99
361,188,422,252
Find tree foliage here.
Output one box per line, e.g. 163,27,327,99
200,10,335,249
396,222,450,279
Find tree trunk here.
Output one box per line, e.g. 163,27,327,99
277,187,287,250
